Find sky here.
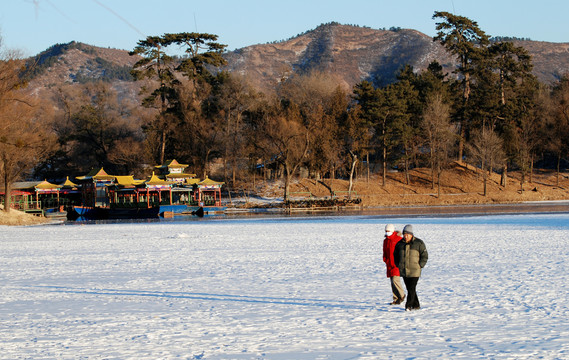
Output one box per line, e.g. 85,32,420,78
1,0,568,57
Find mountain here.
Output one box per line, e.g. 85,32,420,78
512,40,569,83
26,41,136,85
24,24,569,98
222,23,569,92
24,41,141,102
222,23,455,92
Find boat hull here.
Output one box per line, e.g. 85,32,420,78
72,204,223,219
186,205,227,216
72,206,107,219
159,204,190,216
72,205,160,219
107,206,160,219
44,210,68,220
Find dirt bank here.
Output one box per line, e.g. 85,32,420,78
0,207,51,226
237,162,569,209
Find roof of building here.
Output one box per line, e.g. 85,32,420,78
11,181,42,190
60,176,79,188
145,173,172,186
113,176,145,187
35,180,62,190
76,168,116,181
155,159,189,169
198,177,224,187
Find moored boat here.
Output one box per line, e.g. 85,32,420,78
107,205,160,219
2,160,226,220
72,205,107,219
43,207,68,220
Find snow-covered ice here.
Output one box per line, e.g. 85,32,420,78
1,213,569,359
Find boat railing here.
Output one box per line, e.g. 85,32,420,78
8,200,41,211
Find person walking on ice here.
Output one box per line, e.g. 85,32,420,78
394,224,428,311
383,224,405,305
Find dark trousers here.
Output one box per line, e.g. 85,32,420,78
403,277,420,309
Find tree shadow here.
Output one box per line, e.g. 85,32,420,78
25,285,392,311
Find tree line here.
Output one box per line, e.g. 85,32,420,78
1,12,569,209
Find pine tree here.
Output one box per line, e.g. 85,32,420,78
433,11,489,161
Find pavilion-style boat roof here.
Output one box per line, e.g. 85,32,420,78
155,159,197,179
113,175,145,187
146,173,172,186
60,176,79,188
185,178,201,185
35,180,62,190
198,177,224,187
155,159,189,169
76,168,116,181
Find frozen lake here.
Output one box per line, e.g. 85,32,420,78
1,213,569,359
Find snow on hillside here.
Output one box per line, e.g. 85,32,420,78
1,213,568,359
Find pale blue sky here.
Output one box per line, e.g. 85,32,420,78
1,0,568,57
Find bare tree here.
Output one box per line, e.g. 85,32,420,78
422,93,455,197
341,105,372,198
547,76,569,186
515,113,540,192
249,100,309,202
277,71,342,180
44,82,147,176
466,127,506,196
0,42,56,212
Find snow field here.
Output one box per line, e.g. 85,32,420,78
1,214,568,359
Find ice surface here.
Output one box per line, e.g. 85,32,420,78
1,213,568,359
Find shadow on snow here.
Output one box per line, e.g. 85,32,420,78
24,285,388,311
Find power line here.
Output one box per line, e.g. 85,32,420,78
90,0,145,37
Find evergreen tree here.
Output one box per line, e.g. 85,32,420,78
130,32,227,167
433,11,490,161
384,78,421,185
351,81,382,184
130,36,178,164
326,86,350,180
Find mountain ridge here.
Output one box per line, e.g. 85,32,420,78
24,23,569,97
222,24,455,92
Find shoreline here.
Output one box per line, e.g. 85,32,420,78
3,201,569,226
361,201,569,217
225,200,569,218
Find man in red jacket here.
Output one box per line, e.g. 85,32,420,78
383,224,405,305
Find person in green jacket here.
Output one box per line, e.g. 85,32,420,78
393,224,428,311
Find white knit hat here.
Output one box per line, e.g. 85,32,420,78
385,224,395,232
